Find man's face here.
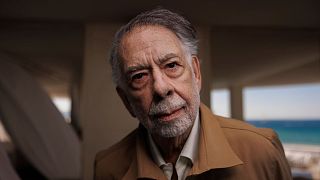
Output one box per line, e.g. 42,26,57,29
117,25,201,138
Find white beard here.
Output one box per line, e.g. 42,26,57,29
132,87,200,138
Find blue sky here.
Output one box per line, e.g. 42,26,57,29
211,83,320,120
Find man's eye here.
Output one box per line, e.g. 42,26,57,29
130,72,149,89
166,62,178,68
132,73,145,80
164,61,184,78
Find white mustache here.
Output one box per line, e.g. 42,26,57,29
149,96,186,116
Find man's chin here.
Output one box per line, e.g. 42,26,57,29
153,122,192,138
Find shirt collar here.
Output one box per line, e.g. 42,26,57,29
147,113,200,167
180,113,200,163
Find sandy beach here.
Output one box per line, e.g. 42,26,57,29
283,144,320,179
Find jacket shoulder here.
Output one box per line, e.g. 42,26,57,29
94,129,138,180
216,115,277,142
215,115,284,154
200,103,277,142
215,115,291,179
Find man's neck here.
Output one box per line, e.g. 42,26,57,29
151,126,193,164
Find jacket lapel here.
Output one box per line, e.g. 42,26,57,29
190,104,243,175
122,126,166,180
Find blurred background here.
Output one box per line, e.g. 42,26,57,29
0,1,319,179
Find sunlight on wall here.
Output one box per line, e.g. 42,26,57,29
52,96,71,123
210,89,231,118
0,121,10,142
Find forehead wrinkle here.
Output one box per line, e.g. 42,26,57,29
120,43,150,69
125,53,170,75
158,53,179,64
134,45,164,65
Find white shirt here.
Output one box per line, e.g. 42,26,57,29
148,114,200,180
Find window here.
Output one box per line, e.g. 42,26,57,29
210,89,231,118
244,83,320,178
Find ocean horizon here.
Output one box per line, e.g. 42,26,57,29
247,120,320,145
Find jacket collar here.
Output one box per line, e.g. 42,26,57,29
123,103,243,179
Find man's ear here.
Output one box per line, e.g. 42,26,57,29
191,56,202,92
116,86,136,118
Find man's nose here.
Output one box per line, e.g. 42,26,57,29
152,70,173,98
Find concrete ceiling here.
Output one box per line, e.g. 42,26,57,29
210,27,320,88
1,0,320,28
0,0,319,95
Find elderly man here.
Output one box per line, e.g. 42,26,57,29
94,8,291,180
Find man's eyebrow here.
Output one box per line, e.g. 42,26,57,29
125,53,179,74
125,64,149,75
158,53,179,63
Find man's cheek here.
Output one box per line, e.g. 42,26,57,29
131,98,148,114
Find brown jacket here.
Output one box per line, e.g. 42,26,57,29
94,104,292,180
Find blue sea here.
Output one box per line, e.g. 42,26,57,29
247,120,320,145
